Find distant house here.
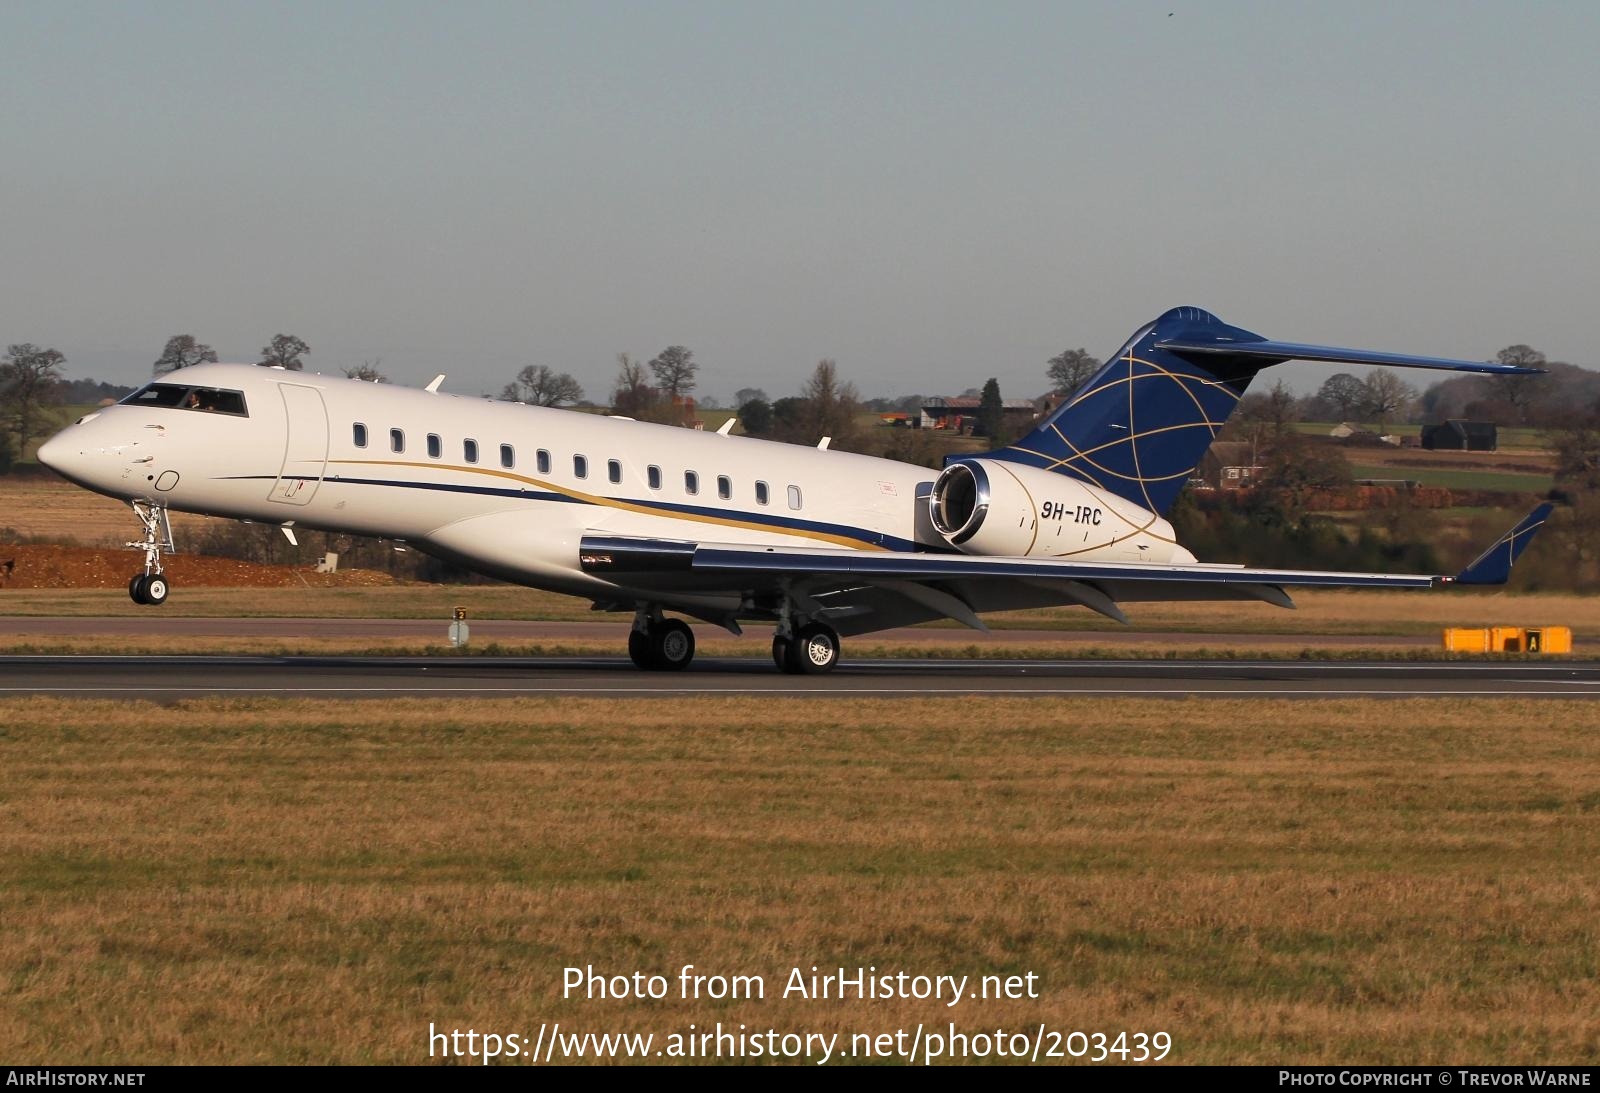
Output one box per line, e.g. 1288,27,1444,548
1421,420,1497,451
1196,442,1265,491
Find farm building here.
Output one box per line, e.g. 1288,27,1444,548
917,396,1039,434
1421,420,1497,451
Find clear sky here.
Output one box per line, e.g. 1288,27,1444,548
2,1,1595,402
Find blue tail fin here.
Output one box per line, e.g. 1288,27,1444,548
986,307,1274,514
985,306,1545,515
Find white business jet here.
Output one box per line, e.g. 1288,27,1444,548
37,307,1551,673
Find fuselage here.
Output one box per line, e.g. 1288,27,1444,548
37,364,1181,611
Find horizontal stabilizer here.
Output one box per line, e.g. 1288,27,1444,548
1454,504,1554,586
1156,337,1544,376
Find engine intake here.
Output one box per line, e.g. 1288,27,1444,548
929,461,989,546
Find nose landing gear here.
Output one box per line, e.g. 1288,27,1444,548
125,500,173,606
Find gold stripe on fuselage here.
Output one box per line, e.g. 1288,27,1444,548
327,459,890,551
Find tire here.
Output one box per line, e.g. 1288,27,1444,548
650,618,695,671
628,628,655,670
771,635,791,671
129,575,149,605
143,574,169,606
791,623,840,674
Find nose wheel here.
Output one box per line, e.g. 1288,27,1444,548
124,500,174,607
129,573,169,606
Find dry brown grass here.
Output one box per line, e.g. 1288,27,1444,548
3,584,1597,640
0,475,212,544
4,696,1600,1065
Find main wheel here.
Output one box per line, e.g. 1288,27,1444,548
628,628,655,670
650,618,695,671
771,635,791,670
143,574,169,606
789,623,840,674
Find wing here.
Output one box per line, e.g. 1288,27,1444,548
578,505,1552,638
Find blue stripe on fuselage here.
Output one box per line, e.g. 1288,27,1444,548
223,473,921,552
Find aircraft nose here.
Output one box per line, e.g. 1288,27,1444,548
36,432,67,472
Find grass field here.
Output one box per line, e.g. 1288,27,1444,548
3,696,1599,1065
1346,463,1554,493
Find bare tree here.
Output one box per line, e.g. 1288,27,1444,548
258,334,310,370
502,364,584,407
648,345,697,401
1,343,66,458
1046,348,1100,396
153,334,218,376
1361,369,1417,432
1550,395,1600,582
1317,372,1367,421
775,359,861,445
611,352,662,419
343,359,387,382
1490,344,1547,425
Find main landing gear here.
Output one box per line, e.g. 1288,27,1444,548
628,609,697,671
125,500,173,607
770,622,840,675
622,602,842,674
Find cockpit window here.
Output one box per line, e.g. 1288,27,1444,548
122,384,191,408
120,383,248,416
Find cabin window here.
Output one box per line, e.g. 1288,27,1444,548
353,423,367,448
427,433,442,459
685,470,699,495
717,475,732,500
608,459,622,484
537,449,551,474
500,444,515,469
390,428,404,453
788,485,803,510
755,481,769,506
648,465,662,490
464,438,479,463
574,454,588,479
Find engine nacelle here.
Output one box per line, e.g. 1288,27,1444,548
928,459,1193,562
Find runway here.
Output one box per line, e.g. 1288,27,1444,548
3,655,1599,698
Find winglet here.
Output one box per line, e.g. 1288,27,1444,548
1452,503,1554,586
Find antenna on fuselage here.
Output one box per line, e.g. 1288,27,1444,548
717,418,736,436
425,374,446,393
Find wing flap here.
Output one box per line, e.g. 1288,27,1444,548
687,545,1440,590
